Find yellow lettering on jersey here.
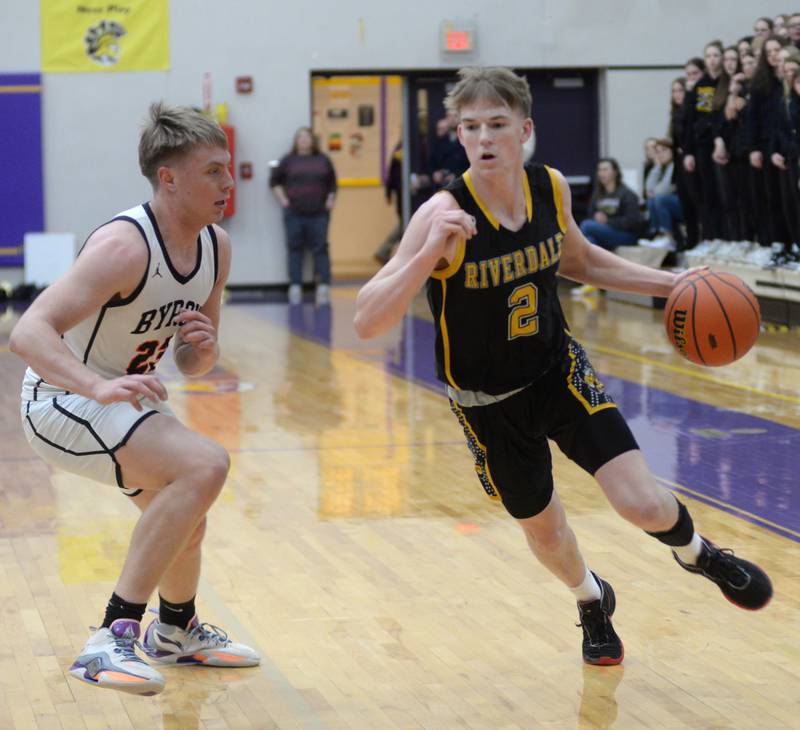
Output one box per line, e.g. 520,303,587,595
696,86,714,114
525,245,539,273
501,254,514,283
538,241,551,268
547,236,559,263
479,260,489,288
465,262,479,289
513,250,527,279
554,231,564,260
488,258,501,287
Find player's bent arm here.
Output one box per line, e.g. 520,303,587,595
354,194,466,339
553,171,702,297
173,226,231,376
9,223,156,398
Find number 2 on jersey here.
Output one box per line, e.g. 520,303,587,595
127,336,173,374
507,283,539,340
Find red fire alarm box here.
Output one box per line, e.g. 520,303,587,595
239,162,252,179
236,76,253,93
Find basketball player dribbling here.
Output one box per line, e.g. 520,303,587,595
354,67,772,665
10,103,259,695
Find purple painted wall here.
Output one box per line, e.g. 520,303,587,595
0,73,44,267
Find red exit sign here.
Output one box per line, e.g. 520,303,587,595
441,21,476,54
446,30,472,51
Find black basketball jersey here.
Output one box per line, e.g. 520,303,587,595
426,162,569,395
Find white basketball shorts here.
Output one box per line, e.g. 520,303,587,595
21,393,175,496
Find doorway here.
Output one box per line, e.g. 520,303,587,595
312,68,600,279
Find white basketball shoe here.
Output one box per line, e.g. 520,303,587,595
69,619,165,696
142,613,260,667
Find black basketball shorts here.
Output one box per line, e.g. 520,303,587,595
449,338,639,519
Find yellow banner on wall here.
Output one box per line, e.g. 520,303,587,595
41,1,170,72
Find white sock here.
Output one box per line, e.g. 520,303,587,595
570,567,603,602
672,532,704,565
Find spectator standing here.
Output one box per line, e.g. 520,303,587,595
675,58,705,248
718,56,756,242
748,35,791,249
374,140,404,264
429,110,469,190
753,17,774,42
712,48,745,240
738,37,754,61
788,13,800,50
772,67,800,252
270,127,337,305
684,42,727,240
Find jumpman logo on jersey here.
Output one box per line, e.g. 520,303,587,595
152,263,163,278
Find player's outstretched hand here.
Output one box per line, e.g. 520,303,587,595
92,374,168,411
672,266,710,289
177,309,217,352
424,209,477,259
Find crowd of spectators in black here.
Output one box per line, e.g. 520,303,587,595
654,13,800,265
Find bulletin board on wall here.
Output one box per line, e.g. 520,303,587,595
312,76,402,187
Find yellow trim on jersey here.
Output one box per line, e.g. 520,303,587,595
566,346,617,415
523,170,533,222
430,237,466,280
450,401,502,502
545,166,567,233
463,170,533,230
463,171,500,230
438,279,460,390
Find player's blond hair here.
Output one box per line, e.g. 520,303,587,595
139,102,228,186
444,67,532,119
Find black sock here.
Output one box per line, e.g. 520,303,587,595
159,594,196,629
646,499,695,546
101,592,147,629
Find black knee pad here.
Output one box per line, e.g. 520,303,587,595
646,499,694,547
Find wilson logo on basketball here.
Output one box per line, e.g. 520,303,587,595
671,309,688,357
84,20,126,66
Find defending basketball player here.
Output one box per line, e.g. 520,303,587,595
9,103,259,696
354,67,772,666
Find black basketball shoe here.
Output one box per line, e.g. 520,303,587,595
576,572,624,665
673,537,773,610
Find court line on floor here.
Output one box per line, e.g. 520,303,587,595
656,476,800,542
249,307,800,544
199,577,331,730
592,343,800,406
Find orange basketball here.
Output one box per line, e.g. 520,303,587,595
664,271,761,366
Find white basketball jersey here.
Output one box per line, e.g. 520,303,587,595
22,203,219,401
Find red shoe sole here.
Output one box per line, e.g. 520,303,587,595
584,644,624,666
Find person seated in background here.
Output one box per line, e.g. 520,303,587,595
579,158,643,251
643,139,682,250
